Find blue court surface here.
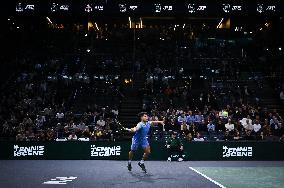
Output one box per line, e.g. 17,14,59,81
0,160,284,188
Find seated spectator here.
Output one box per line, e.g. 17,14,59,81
187,132,193,142
177,113,187,125
186,111,195,125
35,115,45,128
242,119,253,132
219,109,228,119
224,130,233,141
82,127,91,138
253,120,262,135
280,90,284,103
262,119,271,137
193,132,204,141
56,111,65,120
111,107,119,118
244,130,254,140
16,131,26,141
46,129,55,141
94,129,103,140
233,130,241,140
270,116,280,135
180,121,189,131
240,116,252,127
225,119,234,132
194,112,204,124
77,121,86,131
216,119,226,132
96,116,106,128
207,120,215,133
68,132,78,141
63,126,70,138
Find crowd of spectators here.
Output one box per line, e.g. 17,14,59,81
0,55,122,141
138,40,284,142
147,104,283,142
0,21,283,142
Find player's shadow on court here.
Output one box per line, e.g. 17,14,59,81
128,172,176,184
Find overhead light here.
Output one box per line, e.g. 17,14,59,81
16,26,19,29
250,31,253,34
46,17,52,24
140,18,143,28
266,48,269,51
128,17,131,28
279,47,282,51
265,22,270,27
85,33,88,37
94,22,99,30
86,49,91,53
8,18,10,21
217,18,224,29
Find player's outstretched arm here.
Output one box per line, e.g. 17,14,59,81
150,119,165,131
150,120,165,126
124,123,142,132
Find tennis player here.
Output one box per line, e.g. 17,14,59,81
124,112,164,173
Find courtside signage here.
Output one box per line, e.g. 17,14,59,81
222,146,253,158
90,145,121,157
43,177,77,185
13,145,44,157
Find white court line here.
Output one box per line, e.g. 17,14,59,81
189,167,226,188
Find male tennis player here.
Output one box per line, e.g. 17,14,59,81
124,112,164,173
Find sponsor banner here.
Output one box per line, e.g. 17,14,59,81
14,145,45,157
0,141,283,160
90,145,121,157
222,146,253,158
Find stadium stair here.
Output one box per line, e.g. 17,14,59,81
119,72,144,127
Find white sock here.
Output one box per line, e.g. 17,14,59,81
140,160,144,164
128,160,131,164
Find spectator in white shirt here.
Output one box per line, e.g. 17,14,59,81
253,120,262,133
243,119,253,132
225,119,234,132
240,116,252,129
96,116,106,127
56,111,64,119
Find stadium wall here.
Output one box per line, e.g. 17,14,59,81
0,141,284,160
